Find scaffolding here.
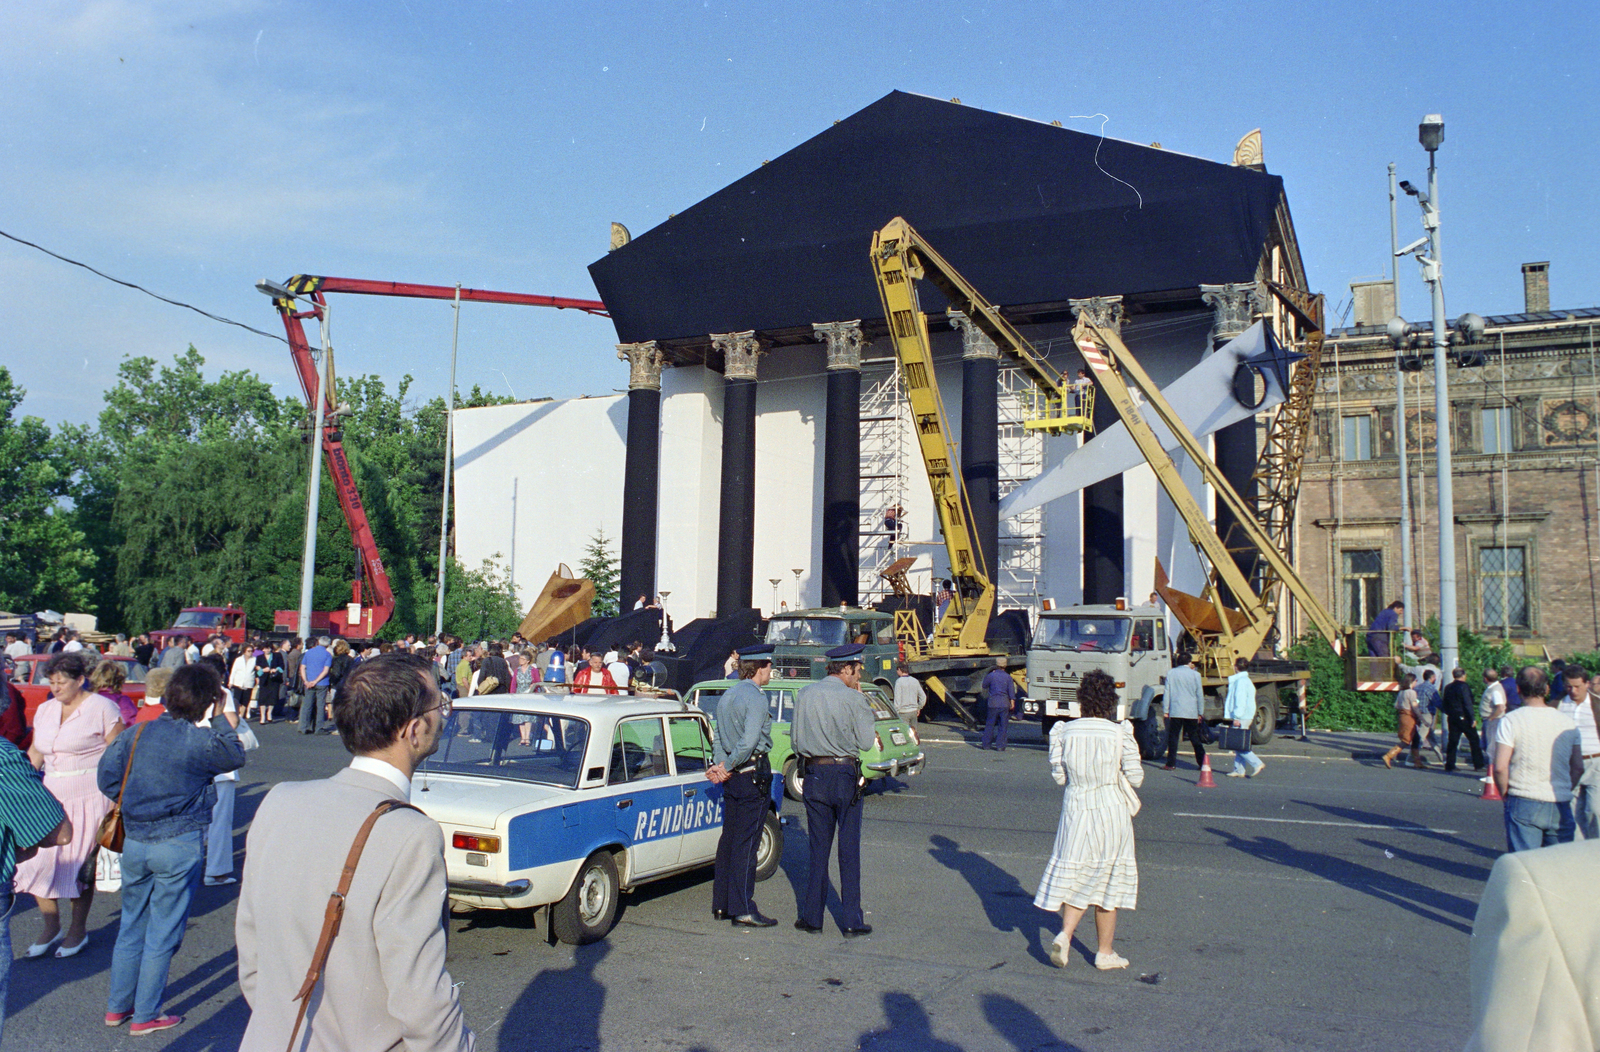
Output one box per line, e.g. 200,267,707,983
997,365,1046,623
857,355,912,606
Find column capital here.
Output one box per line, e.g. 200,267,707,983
616,341,666,391
813,320,864,371
948,310,999,360
1200,282,1264,345
1068,295,1126,335
712,331,764,381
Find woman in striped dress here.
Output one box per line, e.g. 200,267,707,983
1034,670,1143,970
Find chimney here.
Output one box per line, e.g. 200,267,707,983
1522,262,1550,313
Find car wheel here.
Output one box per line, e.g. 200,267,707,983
754,810,783,883
783,758,804,801
1251,686,1278,746
1136,702,1167,760
551,850,619,945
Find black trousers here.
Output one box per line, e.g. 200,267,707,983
1445,715,1484,771
1165,718,1207,767
712,758,768,918
800,762,863,930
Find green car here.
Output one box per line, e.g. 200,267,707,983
686,677,927,801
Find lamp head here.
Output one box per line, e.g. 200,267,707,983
1419,114,1444,153
1454,312,1486,345
1386,316,1413,349
256,279,294,299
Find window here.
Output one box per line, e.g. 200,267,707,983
609,717,668,784
1480,547,1529,629
1342,415,1373,461
1131,619,1154,652
419,711,590,788
762,689,795,723
1482,405,1514,455
874,620,897,645
1154,621,1167,652
668,716,712,774
1341,550,1383,627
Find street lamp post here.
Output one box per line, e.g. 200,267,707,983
435,286,461,639
791,568,804,610
770,578,783,615
1388,164,1416,637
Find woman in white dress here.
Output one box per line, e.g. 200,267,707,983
1034,669,1143,970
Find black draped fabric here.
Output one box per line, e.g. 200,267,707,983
589,91,1283,343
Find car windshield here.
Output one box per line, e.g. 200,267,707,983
172,610,223,628
862,687,897,721
765,618,848,646
419,710,591,789
1033,617,1132,652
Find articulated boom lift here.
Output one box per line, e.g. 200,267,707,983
262,275,608,639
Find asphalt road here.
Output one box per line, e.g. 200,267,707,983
3,718,1500,1051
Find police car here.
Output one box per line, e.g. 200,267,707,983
411,692,783,945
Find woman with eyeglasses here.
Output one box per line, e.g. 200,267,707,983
14,650,125,958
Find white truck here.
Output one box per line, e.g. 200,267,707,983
1022,602,1304,759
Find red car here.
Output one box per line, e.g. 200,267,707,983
9,653,149,727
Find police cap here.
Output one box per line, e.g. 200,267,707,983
825,643,866,662
737,643,775,660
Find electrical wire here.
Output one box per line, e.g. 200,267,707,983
0,227,287,344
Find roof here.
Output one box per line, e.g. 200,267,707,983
451,693,690,720
590,91,1287,347
1331,305,1600,339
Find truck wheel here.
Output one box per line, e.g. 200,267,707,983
754,811,783,882
551,850,619,945
1136,702,1167,760
1250,686,1278,746
783,758,805,801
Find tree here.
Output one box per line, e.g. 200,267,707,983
422,557,521,642
577,529,620,618
0,367,96,613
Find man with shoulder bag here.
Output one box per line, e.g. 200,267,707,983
237,651,473,1051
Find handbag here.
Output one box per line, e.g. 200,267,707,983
97,721,150,853
1215,725,1253,753
1193,719,1217,746
285,800,422,1052
1118,772,1142,817
235,719,261,752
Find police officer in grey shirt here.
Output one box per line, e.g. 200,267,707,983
707,644,776,927
791,643,876,937
1162,651,1207,770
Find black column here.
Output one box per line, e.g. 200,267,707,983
1082,382,1124,604
716,376,758,615
961,354,1000,584
619,386,661,609
1213,417,1259,600
821,367,861,607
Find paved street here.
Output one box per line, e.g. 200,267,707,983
5,719,1497,1051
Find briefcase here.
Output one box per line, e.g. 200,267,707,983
1214,725,1253,753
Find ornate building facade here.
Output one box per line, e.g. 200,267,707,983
1298,292,1600,657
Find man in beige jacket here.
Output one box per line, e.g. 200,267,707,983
1464,838,1600,1051
237,652,474,1051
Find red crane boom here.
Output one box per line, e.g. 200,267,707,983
263,274,608,639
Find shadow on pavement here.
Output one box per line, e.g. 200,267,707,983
1296,799,1501,860
858,992,966,1051
1206,827,1477,934
496,940,609,1052
981,992,1089,1052
927,834,1051,966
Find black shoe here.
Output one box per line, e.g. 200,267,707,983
842,925,874,937
794,919,823,933
732,913,777,928
712,909,730,921
1161,764,1176,771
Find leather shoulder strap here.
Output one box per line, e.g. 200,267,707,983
114,722,150,807
285,798,425,1052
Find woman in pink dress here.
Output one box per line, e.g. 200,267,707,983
15,651,125,957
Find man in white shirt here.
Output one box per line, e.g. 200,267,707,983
61,630,83,653
1480,668,1507,782
2,634,29,662
1495,667,1583,852
1556,665,1600,839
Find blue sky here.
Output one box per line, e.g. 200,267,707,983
4,0,1595,427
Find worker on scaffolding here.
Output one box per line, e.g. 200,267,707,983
1069,368,1092,416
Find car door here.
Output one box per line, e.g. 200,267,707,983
667,715,722,865
608,715,684,876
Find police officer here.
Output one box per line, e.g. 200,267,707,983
708,643,777,927
791,643,876,936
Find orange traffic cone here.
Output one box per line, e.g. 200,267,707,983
1197,757,1217,789
1481,774,1503,801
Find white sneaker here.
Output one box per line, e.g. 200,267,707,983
1226,768,1248,778
1247,761,1266,778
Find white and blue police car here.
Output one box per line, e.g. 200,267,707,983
412,691,783,944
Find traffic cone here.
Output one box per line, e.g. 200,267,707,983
1197,757,1217,789
1481,774,1503,801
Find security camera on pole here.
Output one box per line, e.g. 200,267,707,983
1389,115,1485,678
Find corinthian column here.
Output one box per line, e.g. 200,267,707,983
815,321,863,607
1069,296,1125,604
713,331,763,615
1200,282,1266,598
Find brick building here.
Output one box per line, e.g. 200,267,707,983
1298,265,1600,658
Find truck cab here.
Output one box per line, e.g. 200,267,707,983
1022,604,1170,738
150,606,247,649
765,608,900,688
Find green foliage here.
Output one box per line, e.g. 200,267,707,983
1564,651,1600,678
0,367,97,612
1288,632,1393,731
428,557,521,642
577,529,620,618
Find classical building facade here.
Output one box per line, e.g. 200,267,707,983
1298,286,1600,657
